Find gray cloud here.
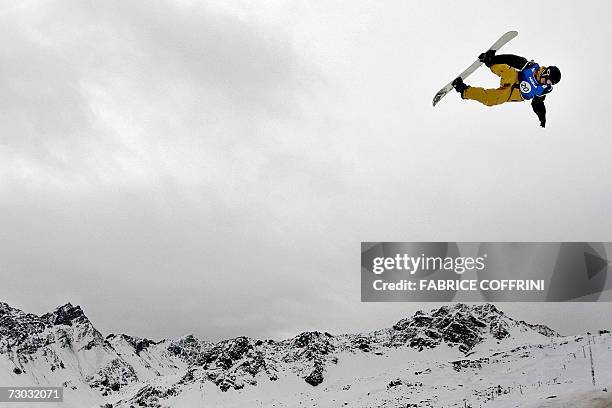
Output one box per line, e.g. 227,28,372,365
1,1,612,342
0,0,349,341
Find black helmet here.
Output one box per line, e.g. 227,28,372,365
542,66,561,85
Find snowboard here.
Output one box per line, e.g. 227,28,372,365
432,31,518,107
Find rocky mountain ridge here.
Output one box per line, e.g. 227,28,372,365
0,302,561,407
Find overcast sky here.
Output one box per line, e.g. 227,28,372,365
1,1,612,342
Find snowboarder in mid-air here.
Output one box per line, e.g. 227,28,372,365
451,50,561,128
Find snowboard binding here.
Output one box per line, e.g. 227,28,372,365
452,77,469,98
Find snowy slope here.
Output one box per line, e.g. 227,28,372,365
1,302,610,408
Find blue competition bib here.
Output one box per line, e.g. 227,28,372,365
518,63,546,100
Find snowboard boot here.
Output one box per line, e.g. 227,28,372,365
452,77,469,98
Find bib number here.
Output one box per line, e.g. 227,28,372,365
520,81,531,94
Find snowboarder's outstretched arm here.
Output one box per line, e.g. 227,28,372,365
480,51,529,69
531,95,547,128
488,54,529,69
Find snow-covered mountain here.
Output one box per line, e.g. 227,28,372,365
1,302,610,407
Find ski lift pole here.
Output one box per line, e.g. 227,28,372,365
588,335,596,386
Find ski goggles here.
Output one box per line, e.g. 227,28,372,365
540,68,554,85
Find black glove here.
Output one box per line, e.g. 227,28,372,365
478,50,496,67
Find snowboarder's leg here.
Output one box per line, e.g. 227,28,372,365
507,87,523,102
490,64,519,87
452,72,523,106
462,85,513,106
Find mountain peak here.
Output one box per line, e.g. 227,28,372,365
390,303,555,354
41,303,88,327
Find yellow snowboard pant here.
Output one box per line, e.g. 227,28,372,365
463,64,524,106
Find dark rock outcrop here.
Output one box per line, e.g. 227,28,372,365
304,362,324,386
